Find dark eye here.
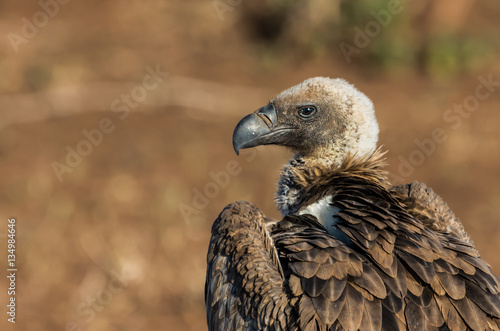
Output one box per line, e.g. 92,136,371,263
298,106,317,119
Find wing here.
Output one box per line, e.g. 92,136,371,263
337,178,500,330
207,183,500,330
205,201,297,331
391,180,471,244
272,215,396,331
273,177,500,331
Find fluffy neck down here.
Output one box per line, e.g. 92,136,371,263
275,149,388,216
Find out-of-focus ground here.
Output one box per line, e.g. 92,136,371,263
0,1,499,330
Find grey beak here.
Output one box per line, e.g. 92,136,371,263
232,104,278,155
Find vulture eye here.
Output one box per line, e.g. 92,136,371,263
298,106,317,119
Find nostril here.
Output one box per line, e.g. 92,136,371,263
258,113,273,128
256,104,276,128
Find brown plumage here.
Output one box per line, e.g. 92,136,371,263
205,77,500,330
391,181,472,244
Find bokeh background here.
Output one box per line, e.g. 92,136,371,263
0,0,499,330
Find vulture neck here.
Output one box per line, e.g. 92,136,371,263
275,148,388,216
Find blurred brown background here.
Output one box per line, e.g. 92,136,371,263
0,0,499,330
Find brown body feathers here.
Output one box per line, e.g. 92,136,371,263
206,78,500,330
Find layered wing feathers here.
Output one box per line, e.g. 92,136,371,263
206,201,297,331
206,176,500,330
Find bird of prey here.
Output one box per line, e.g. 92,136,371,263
205,77,500,330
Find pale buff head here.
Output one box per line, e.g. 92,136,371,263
233,77,379,167
272,77,379,166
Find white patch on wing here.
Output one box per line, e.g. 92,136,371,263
298,196,352,244
298,195,340,229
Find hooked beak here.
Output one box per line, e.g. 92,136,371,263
232,103,293,155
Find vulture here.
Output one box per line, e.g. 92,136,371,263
205,77,500,330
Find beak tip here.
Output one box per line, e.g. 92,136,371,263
232,133,242,156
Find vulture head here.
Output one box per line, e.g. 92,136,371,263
233,77,379,166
